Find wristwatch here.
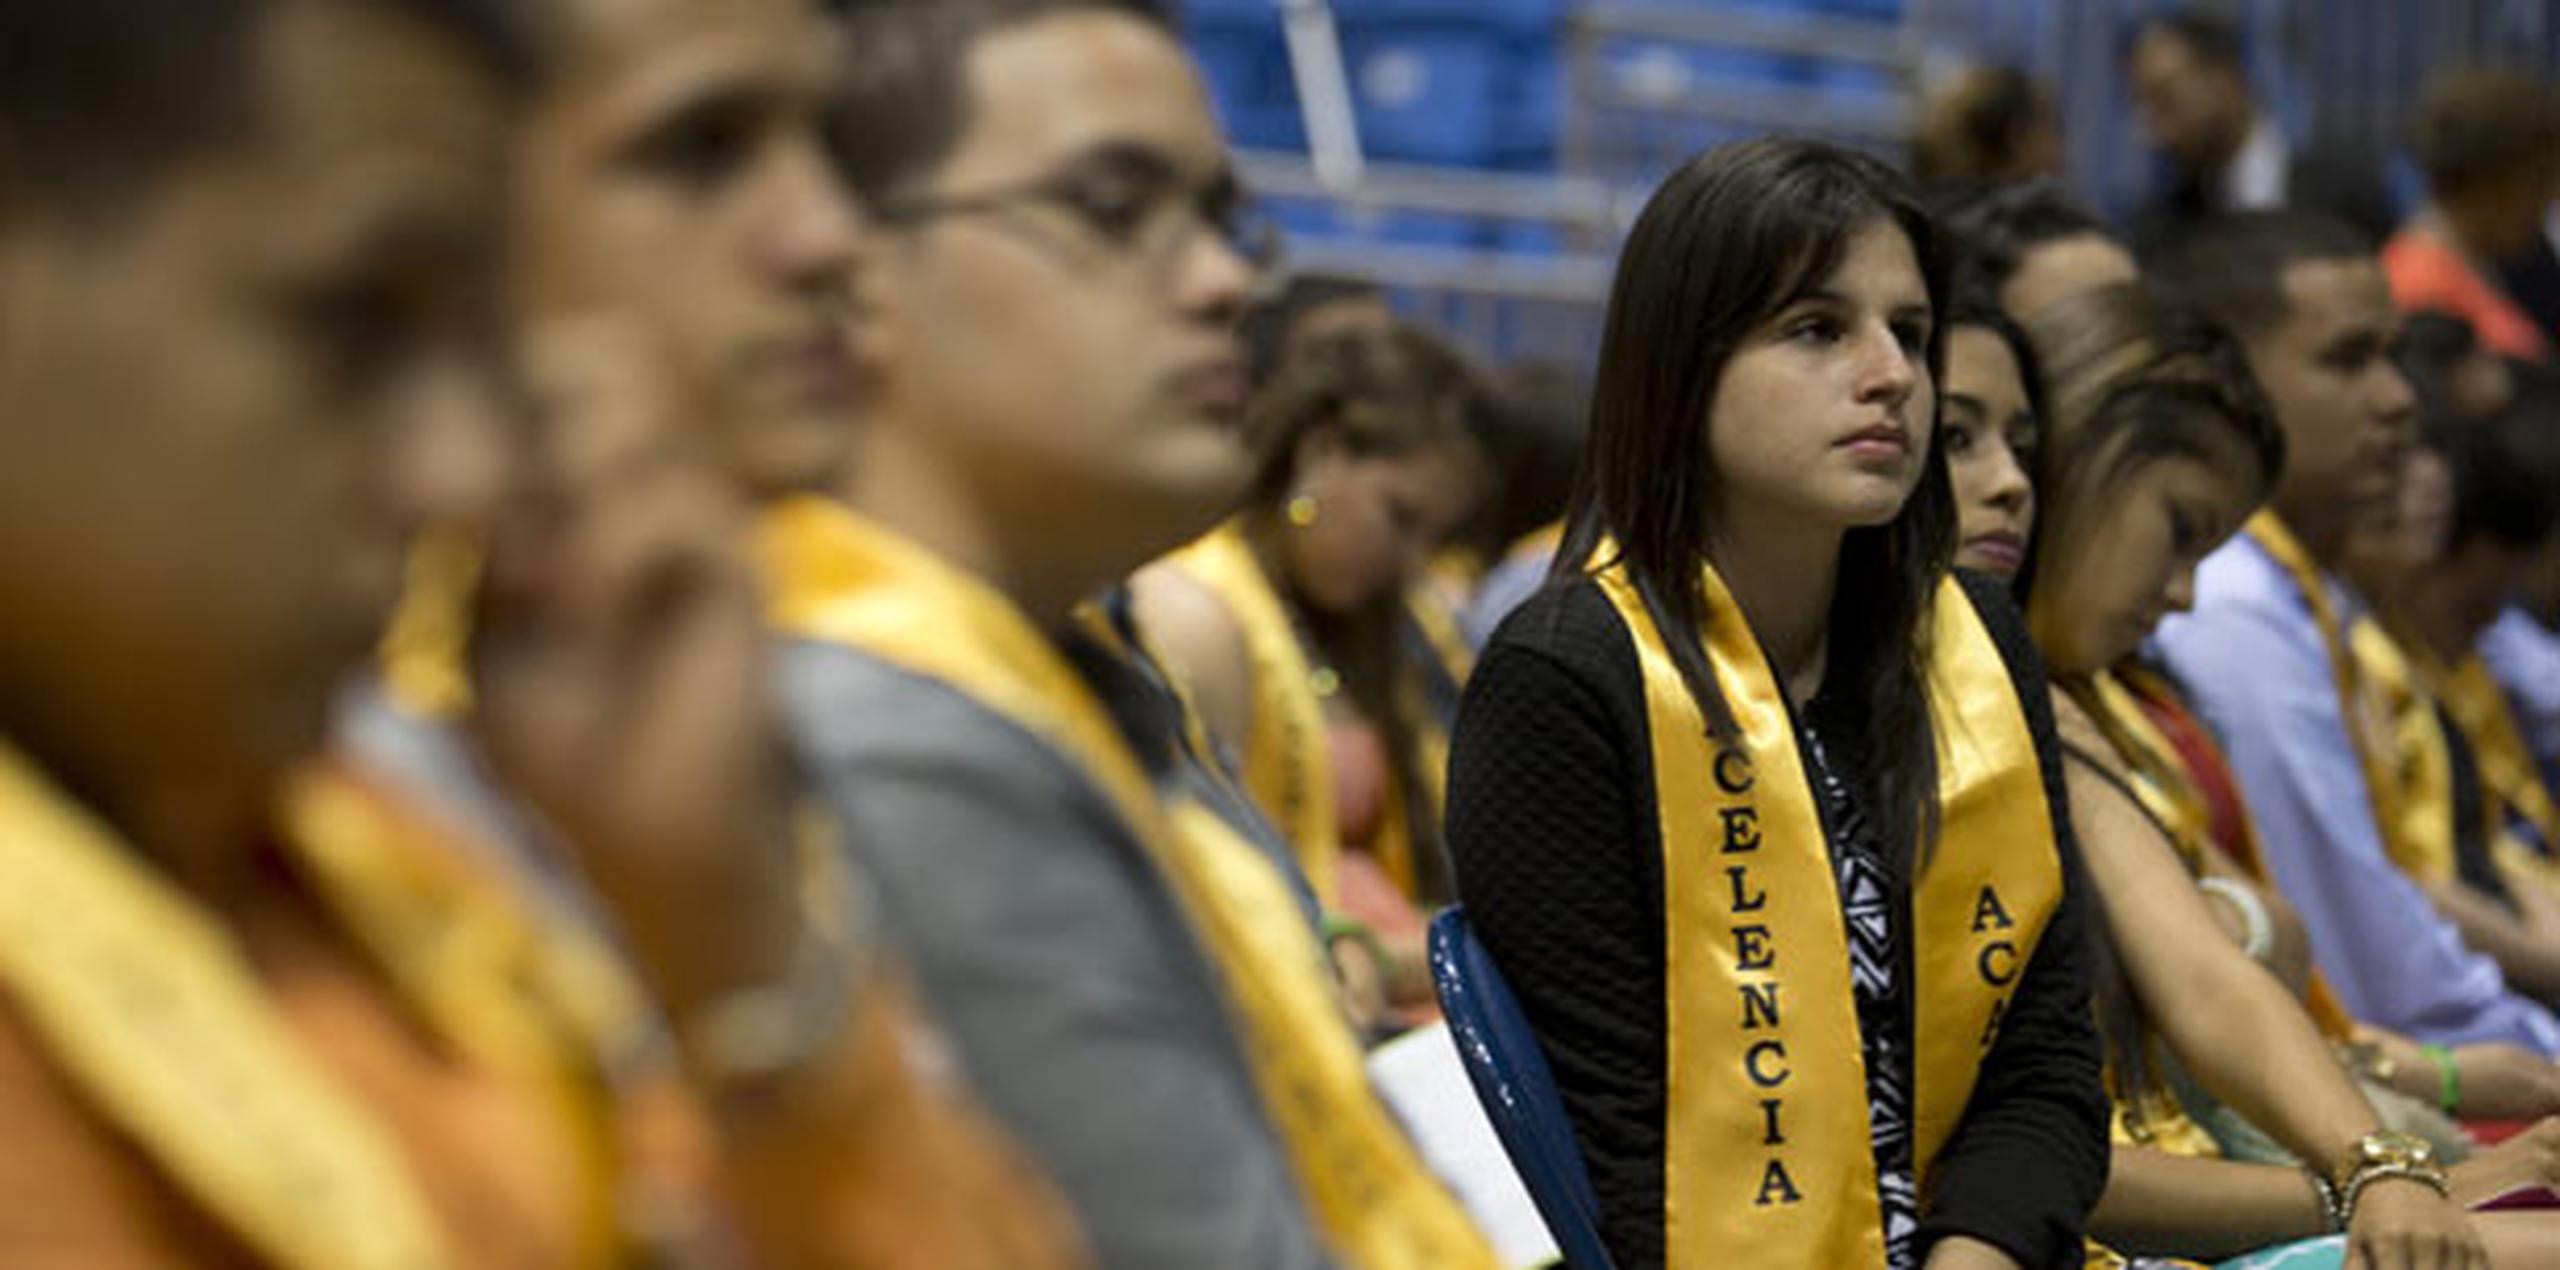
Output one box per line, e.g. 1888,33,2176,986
2330,1129,2437,1183
2316,1130,2450,1230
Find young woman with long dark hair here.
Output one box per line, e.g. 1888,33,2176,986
1446,137,2109,1270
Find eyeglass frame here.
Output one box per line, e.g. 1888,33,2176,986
868,142,1282,282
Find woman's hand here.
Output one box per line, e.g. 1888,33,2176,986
2449,1117,2560,1207
2342,1177,2486,1270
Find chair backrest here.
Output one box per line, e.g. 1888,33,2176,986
1428,907,1618,1270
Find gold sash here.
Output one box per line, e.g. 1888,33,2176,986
1592,552,2063,1270
1164,524,1345,904
283,762,630,1267
2342,618,2460,885
0,742,450,1270
1163,523,1456,905
2436,656,2560,859
2108,1078,2226,1161
379,530,483,720
2070,669,2357,1039
2246,516,2456,886
2386,644,2560,896
756,497,1498,1270
0,741,631,1270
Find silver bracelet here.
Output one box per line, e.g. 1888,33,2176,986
2302,1166,2346,1233
2196,876,2275,962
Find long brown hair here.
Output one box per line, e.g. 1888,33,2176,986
1555,137,1956,875
2017,279,2280,1111
1245,324,1485,901
2018,281,2284,613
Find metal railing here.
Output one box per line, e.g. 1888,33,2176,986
1225,0,2560,368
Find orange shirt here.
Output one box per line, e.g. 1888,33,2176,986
0,899,588,1269
2382,226,2553,362
0,764,1085,1270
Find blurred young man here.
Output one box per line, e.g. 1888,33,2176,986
0,1,551,1261
778,1,1499,1266
0,0,1081,1264
2153,212,2560,1056
2122,11,2393,256
425,0,1093,1261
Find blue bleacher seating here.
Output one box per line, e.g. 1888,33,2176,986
1186,10,1305,150
1340,19,1516,165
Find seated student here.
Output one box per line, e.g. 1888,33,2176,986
2153,211,2560,1057
1449,137,2109,1270
2382,70,2560,363
2012,281,2546,1269
2476,383,2560,790
1943,181,2143,323
0,2,1067,1266
1938,293,2046,582
2120,10,2397,257
455,0,1091,1261
1134,325,1489,1033
1943,296,2560,1134
2337,417,2560,1003
799,2,1500,1266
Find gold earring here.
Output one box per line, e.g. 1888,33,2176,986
1286,492,1320,528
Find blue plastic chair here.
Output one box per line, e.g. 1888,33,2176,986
1428,907,1619,1270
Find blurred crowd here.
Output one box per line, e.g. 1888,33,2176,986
2,2,2560,1269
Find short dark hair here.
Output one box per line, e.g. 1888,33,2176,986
2437,400,2560,553
2152,210,2373,341
2124,9,2247,75
1940,181,2119,297
0,0,534,217
2411,67,2560,201
826,0,1173,204
2395,310,2494,425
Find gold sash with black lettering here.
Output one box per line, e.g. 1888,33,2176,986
0,744,627,1270
758,497,1498,1270
1591,550,2062,1270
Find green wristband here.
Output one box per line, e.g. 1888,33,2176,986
2419,1043,2460,1116
1321,913,1392,978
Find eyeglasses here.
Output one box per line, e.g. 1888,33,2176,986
873,143,1280,282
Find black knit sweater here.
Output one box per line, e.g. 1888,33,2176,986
1446,571,2110,1269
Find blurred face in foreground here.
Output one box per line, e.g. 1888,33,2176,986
510,0,862,497
0,0,514,833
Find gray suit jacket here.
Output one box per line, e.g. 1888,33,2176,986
777,631,1332,1270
